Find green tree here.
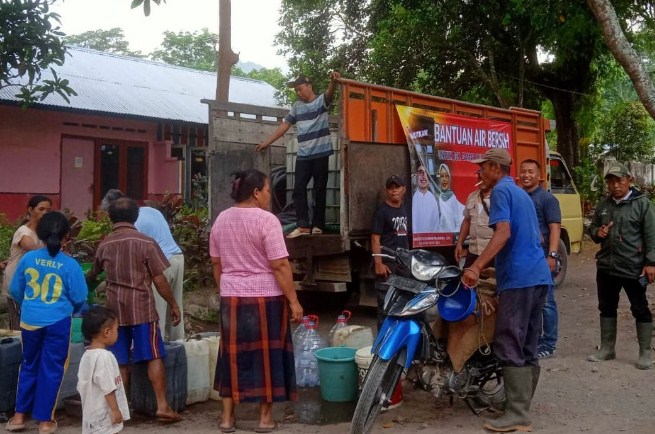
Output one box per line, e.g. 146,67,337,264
595,101,655,161
276,0,648,168
130,0,165,17
231,65,287,101
63,28,142,57
0,0,75,105
150,28,218,71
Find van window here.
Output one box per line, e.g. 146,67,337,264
550,158,576,194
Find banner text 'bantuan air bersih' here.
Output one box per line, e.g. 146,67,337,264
395,105,514,248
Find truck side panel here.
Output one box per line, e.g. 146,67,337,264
344,141,411,236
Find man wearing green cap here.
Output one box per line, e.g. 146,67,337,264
587,161,655,370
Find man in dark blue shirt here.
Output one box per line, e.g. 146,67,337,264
463,148,552,433
520,159,562,359
371,175,409,330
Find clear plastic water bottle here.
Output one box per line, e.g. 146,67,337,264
293,315,315,383
292,316,310,349
297,317,326,387
328,310,351,346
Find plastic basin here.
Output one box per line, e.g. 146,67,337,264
314,347,358,402
437,284,477,322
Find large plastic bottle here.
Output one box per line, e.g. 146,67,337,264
293,315,315,383
297,317,326,387
328,310,351,347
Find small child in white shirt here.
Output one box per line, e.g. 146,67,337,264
77,306,130,434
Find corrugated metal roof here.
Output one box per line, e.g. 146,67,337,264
0,46,281,124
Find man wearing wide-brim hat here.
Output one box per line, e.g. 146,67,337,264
587,161,655,370
462,147,552,433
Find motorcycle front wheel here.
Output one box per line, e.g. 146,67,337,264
350,353,404,434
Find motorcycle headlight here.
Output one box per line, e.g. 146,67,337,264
399,289,438,316
411,256,443,281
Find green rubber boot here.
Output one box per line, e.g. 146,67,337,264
483,366,534,432
635,322,653,370
588,317,617,362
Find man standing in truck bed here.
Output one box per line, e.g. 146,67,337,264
256,71,341,238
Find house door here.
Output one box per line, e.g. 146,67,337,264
95,141,147,208
61,137,95,218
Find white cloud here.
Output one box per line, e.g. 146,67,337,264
51,0,287,69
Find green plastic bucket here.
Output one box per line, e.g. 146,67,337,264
315,347,358,402
71,317,84,343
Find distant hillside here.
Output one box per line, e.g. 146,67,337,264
237,61,267,72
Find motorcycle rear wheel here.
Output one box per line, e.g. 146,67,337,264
472,366,505,410
350,353,404,434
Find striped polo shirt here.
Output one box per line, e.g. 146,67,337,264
94,223,170,326
284,93,334,160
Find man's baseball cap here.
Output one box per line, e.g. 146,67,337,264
604,162,631,179
287,75,312,87
386,175,405,188
470,148,512,166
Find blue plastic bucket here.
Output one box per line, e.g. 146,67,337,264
314,347,358,402
438,283,477,322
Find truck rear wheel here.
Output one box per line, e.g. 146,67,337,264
553,238,568,288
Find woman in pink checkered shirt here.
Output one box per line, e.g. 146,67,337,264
210,168,303,433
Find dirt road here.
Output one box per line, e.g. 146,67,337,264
46,240,655,433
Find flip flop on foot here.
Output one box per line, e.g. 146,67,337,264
156,412,182,424
38,420,58,434
255,421,279,433
5,417,26,432
219,422,236,433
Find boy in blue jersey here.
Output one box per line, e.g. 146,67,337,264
8,211,88,434
462,148,552,433
256,71,341,238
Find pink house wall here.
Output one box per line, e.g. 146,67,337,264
0,105,180,221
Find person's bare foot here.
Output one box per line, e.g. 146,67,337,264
155,409,182,424
38,420,57,434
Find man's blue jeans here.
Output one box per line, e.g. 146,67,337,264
539,284,558,350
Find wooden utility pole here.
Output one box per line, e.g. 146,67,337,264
216,0,239,102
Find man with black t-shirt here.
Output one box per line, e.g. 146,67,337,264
371,175,409,330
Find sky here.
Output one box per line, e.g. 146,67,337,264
51,0,287,70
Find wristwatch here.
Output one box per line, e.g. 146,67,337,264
548,251,560,259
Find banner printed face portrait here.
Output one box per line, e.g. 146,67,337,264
396,105,513,248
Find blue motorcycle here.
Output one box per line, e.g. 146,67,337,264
350,247,504,434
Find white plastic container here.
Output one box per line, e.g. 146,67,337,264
176,338,210,404
200,333,221,401
333,325,374,350
355,345,374,389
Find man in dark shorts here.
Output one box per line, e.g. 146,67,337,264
89,197,182,423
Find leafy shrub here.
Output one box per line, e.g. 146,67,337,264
67,212,112,263
0,214,17,261
146,193,212,291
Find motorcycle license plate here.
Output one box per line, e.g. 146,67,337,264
385,274,427,293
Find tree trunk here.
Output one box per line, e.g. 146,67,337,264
548,90,580,167
587,0,655,120
216,0,239,102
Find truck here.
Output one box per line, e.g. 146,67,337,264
203,79,583,305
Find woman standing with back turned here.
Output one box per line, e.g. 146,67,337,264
210,169,303,433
